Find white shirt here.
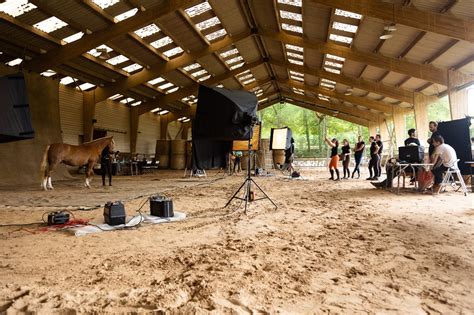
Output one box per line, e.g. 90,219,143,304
434,144,457,168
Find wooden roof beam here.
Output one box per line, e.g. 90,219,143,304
278,78,393,115
96,29,253,102
309,0,473,42
136,59,265,115
281,92,370,126
269,58,418,104
260,29,472,87
22,0,202,72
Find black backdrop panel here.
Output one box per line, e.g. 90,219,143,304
0,72,34,143
437,117,471,175
193,85,257,141
191,139,231,170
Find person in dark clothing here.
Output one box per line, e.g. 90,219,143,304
367,136,379,180
325,137,340,181
404,128,421,146
427,121,440,161
341,139,351,179
352,136,365,179
375,134,383,180
101,145,113,186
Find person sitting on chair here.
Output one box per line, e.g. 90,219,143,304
405,128,421,146
430,135,457,194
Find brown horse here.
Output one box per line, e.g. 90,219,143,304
40,136,115,190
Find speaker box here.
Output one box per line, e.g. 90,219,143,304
104,201,126,225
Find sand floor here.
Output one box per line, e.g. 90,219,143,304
0,169,473,314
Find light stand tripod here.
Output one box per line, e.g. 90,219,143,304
225,126,277,213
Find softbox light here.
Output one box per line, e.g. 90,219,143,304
0,72,34,143
270,127,293,150
193,85,258,141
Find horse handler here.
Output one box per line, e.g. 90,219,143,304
101,145,113,186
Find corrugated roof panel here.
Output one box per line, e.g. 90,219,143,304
109,35,161,67
404,32,455,64
449,1,474,19
0,20,58,51
381,72,407,86
379,25,421,58
352,18,384,52
158,11,206,53
210,0,247,35
302,1,331,41
431,41,473,73
341,59,365,77
163,70,194,88
250,0,279,31
361,65,387,81
235,37,261,63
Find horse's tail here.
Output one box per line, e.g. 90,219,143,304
40,145,50,178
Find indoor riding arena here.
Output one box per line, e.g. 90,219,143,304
0,0,473,313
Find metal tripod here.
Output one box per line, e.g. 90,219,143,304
225,128,277,213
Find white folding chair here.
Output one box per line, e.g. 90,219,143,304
440,159,468,196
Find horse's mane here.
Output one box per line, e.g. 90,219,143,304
83,136,113,145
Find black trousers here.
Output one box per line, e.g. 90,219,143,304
101,160,112,185
432,165,448,184
353,154,362,175
368,155,380,177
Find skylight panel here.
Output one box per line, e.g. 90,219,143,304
318,94,330,101
226,56,244,64
6,58,22,66
326,54,345,62
277,0,302,7
320,82,335,89
293,87,304,95
0,0,37,18
148,77,165,85
285,44,303,52
324,67,341,74
183,63,201,72
33,16,67,33
183,118,191,123
335,9,362,20
185,1,212,17
115,8,138,22
63,32,84,44
150,36,173,49
329,34,353,44
159,110,169,115
289,70,304,77
282,23,302,34
77,83,95,91
92,0,119,9
332,22,358,33
287,52,303,60
158,82,174,90
88,45,112,57
205,29,227,41
258,97,268,103
60,76,76,85
325,61,343,68
280,10,302,21
106,55,129,65
288,59,303,65
108,94,122,100
291,75,304,82
134,24,160,38
321,78,336,85
238,73,253,81
41,70,56,77
151,108,161,113
230,62,244,70
242,78,256,85
191,69,208,77
167,87,179,94
163,46,184,58
196,16,221,31
216,84,224,88
122,63,143,73
131,101,142,106
120,97,135,104
220,48,238,58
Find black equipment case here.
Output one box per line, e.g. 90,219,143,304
104,201,126,225
150,196,174,217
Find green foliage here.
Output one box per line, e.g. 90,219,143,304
259,103,368,157
428,96,451,123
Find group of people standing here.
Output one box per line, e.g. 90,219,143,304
325,135,382,181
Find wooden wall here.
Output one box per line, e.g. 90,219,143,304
137,112,161,154
59,85,83,145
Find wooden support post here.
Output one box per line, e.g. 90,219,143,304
413,92,430,146
393,106,406,149
368,122,377,137
130,106,139,154
448,69,470,120
83,91,96,142
378,116,391,156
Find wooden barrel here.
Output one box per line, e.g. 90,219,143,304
260,138,270,152
257,138,271,169
155,140,170,156
171,140,186,155
158,154,169,169
170,154,186,170
273,149,285,168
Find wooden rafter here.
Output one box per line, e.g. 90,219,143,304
260,29,472,86
269,58,418,104
22,0,202,72
309,0,473,42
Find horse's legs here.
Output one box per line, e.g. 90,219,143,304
46,163,58,190
85,162,94,188
47,176,54,190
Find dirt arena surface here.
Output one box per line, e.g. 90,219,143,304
0,169,473,314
